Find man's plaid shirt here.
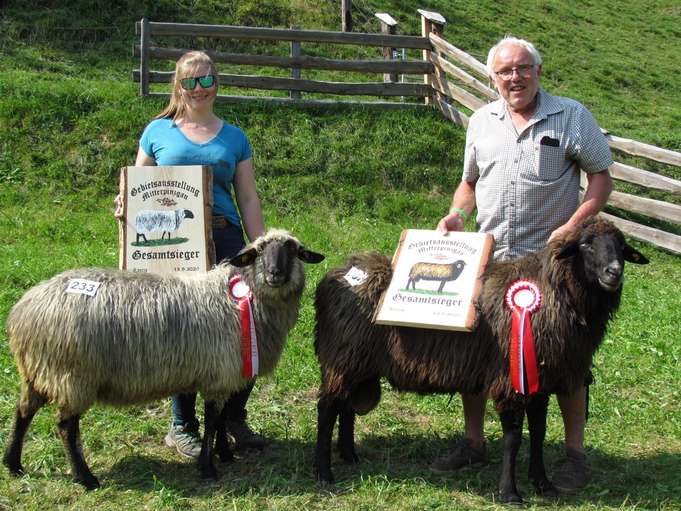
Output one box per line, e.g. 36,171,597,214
463,88,613,260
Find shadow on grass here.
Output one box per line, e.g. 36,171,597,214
102,434,681,507
346,434,681,507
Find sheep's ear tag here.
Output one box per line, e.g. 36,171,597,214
505,280,542,396
344,266,368,286
228,275,251,301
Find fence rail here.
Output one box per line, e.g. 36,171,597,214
134,46,434,74
133,70,431,96
135,20,431,49
133,13,681,255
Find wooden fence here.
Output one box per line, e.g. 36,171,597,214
134,18,433,108
133,13,681,255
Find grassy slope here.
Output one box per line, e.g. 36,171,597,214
1,1,680,509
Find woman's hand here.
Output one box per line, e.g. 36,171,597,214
113,194,124,220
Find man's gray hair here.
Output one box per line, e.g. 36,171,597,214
486,36,543,80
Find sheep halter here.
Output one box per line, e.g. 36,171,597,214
229,275,259,378
505,280,542,395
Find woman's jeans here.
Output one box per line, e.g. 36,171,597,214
171,223,252,429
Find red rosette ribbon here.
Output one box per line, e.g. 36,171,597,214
505,280,542,395
229,275,259,379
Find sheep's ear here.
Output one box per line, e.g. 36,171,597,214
555,240,579,260
624,244,649,264
298,247,325,264
229,247,258,267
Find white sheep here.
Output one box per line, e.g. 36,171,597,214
134,208,195,243
2,229,324,490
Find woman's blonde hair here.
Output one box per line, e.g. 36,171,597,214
155,51,218,120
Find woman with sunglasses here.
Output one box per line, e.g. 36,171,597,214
117,51,266,458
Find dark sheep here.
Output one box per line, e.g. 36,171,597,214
313,217,648,503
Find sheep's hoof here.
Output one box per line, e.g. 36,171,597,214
338,449,359,464
534,479,559,498
5,463,24,476
497,491,523,505
314,468,335,486
317,480,348,495
76,474,100,491
215,442,234,463
217,449,234,463
200,464,219,481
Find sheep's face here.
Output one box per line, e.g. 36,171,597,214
557,221,649,292
229,233,325,292
261,238,304,287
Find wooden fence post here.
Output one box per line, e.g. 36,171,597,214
418,9,446,105
290,26,301,100
341,0,353,32
140,17,150,97
375,13,398,83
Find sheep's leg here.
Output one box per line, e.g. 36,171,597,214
498,408,524,504
337,400,359,463
3,383,46,476
526,394,558,497
198,400,219,480
438,280,446,293
57,412,100,490
214,403,234,463
314,396,340,484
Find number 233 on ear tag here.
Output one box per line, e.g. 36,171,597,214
505,280,542,395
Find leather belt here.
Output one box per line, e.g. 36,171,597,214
212,215,231,229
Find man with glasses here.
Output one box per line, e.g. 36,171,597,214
433,36,613,494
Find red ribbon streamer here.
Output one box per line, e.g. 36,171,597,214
506,281,541,395
229,276,259,379
238,297,254,378
509,306,539,394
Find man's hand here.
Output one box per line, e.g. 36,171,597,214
548,223,576,243
436,212,466,234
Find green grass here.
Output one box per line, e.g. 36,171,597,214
1,1,681,509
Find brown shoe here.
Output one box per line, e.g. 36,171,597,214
226,419,267,450
552,448,591,493
430,438,487,473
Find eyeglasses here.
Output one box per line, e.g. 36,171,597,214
179,74,216,90
494,64,535,81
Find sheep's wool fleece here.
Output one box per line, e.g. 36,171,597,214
315,219,624,411
7,230,306,415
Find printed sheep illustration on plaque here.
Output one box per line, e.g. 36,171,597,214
134,208,194,244
406,259,466,292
